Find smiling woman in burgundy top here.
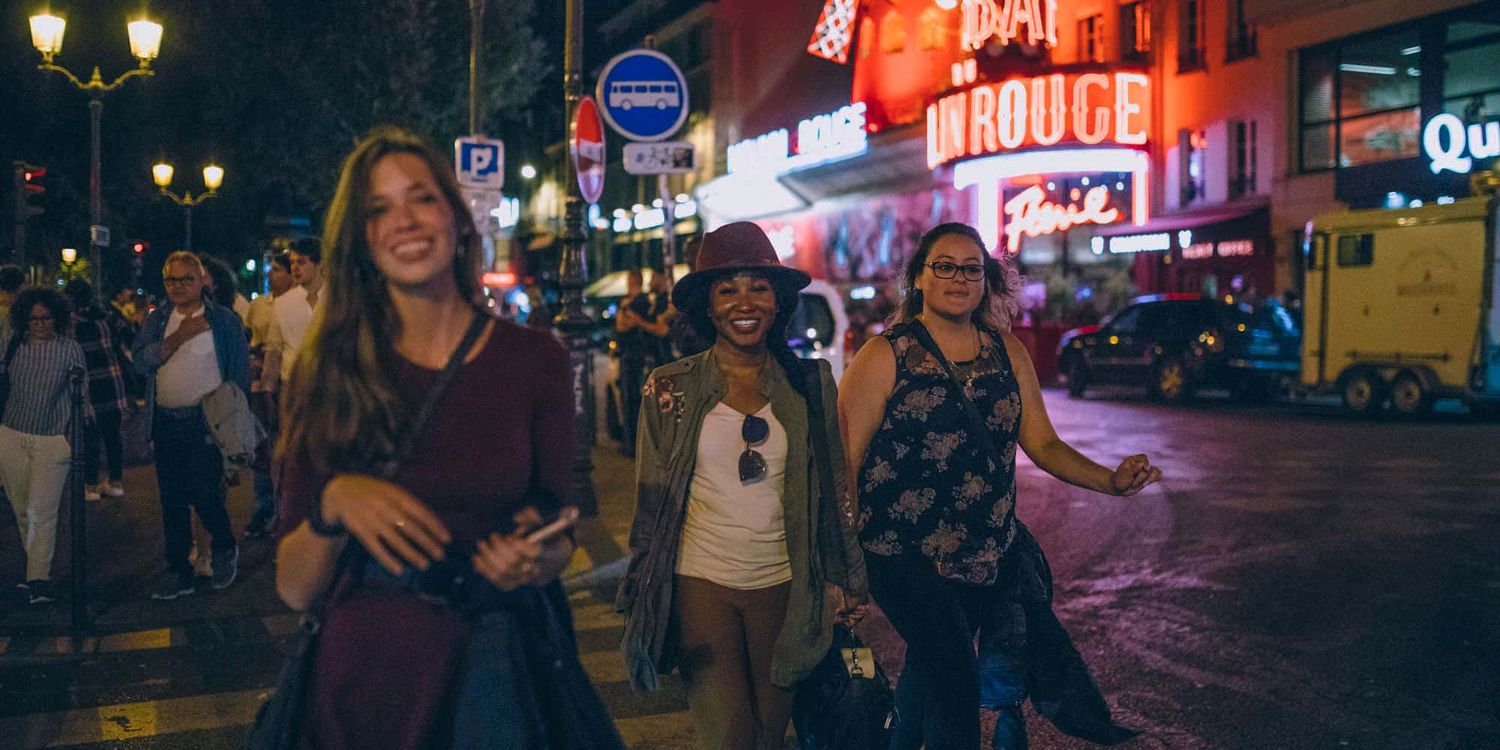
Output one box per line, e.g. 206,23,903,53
272,127,600,749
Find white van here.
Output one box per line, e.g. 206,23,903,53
1302,195,1500,416
788,279,852,382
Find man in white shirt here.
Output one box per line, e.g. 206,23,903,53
242,251,294,538
265,237,322,384
131,252,251,600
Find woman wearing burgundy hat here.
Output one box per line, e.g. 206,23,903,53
618,221,868,750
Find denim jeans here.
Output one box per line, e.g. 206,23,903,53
867,553,1028,750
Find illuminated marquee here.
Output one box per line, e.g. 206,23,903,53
961,0,1059,51
927,71,1150,169
1003,185,1119,252
728,102,869,175
1424,113,1500,174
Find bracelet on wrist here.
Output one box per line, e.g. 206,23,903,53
307,497,347,538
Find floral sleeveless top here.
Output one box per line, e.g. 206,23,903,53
858,321,1020,586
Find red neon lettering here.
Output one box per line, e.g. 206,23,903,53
926,72,1151,168
962,0,1057,51
1003,185,1121,252
1031,74,1065,146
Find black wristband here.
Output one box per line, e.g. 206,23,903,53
307,495,347,538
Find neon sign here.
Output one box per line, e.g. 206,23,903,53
927,71,1149,169
1002,185,1120,252
962,0,1058,51
1090,233,1171,255
1424,113,1500,174
728,102,868,175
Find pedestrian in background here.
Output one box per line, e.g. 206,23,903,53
133,251,249,600
242,250,294,539
265,236,323,387
619,222,868,750
63,281,129,501
839,222,1158,749
0,265,27,344
202,254,251,321
273,126,618,749
1,288,86,605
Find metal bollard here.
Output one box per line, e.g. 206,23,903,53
67,365,90,631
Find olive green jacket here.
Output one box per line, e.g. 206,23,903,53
616,348,868,692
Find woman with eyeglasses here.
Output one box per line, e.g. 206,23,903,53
1,288,87,605
839,222,1161,749
619,222,868,750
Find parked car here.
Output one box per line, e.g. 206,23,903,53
1057,294,1301,403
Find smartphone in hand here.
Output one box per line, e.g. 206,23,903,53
525,506,579,544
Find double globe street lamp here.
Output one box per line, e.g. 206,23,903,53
29,11,163,282
152,163,223,250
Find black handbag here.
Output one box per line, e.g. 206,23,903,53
248,312,488,750
792,624,894,750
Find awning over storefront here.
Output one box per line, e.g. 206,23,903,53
1096,200,1275,297
1096,200,1270,238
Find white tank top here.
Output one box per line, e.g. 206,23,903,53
676,401,792,589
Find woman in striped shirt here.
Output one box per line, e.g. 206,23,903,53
1,288,87,605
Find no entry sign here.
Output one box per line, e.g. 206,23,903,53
572,96,606,204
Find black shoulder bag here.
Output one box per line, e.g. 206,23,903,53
906,320,1138,745
249,312,489,750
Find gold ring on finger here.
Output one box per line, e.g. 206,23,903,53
395,519,406,528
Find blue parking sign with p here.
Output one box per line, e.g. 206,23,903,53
455,136,504,190
597,49,690,143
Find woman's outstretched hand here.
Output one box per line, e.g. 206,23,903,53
321,474,452,575
1109,454,1163,496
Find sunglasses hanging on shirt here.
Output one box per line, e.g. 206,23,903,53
739,413,770,484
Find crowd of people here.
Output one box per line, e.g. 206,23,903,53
1,126,1163,749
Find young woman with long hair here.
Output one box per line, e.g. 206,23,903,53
839,222,1160,749
619,222,867,750
273,126,616,749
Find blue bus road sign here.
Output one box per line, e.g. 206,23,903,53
596,49,690,142
455,136,504,190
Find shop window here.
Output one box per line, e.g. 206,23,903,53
1120,1,1151,62
1179,129,1207,206
1178,0,1206,72
1230,120,1258,198
1297,27,1422,172
859,18,875,59
1337,234,1374,267
1079,14,1105,63
919,8,944,51
880,12,907,55
1443,32,1500,126
1226,0,1257,61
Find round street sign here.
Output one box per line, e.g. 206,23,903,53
595,49,690,142
572,95,606,205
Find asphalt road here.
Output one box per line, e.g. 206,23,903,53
1,390,1496,749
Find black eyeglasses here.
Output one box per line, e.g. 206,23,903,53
30,314,54,323
162,275,197,286
739,414,770,484
927,261,986,282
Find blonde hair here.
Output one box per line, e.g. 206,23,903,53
162,250,205,276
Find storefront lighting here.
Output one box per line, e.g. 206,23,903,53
1104,233,1172,254
1402,45,1421,55
961,0,1057,51
490,196,521,230
1178,230,1193,249
1338,63,1396,75
652,198,664,208
1423,113,1500,174
953,148,1149,253
634,208,666,230
1384,192,1407,209
850,285,877,300
613,208,627,218
1437,196,1456,205
244,259,256,272
613,216,633,233
728,103,868,176
767,226,797,260
1410,199,1424,208
675,193,690,203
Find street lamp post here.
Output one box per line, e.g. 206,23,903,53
29,12,162,285
152,163,223,250
556,0,597,516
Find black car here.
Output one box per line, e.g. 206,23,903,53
1057,294,1301,403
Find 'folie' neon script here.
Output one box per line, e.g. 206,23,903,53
960,0,1059,51
1003,185,1120,252
927,71,1150,169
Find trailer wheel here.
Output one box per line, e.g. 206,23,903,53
1339,368,1386,416
1065,357,1089,399
1151,356,1193,404
1389,372,1432,417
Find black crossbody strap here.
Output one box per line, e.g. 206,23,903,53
906,320,1000,460
309,310,490,620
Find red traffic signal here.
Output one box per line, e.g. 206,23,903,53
21,165,45,195
132,240,148,255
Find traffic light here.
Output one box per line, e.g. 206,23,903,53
12,161,45,221
132,240,148,255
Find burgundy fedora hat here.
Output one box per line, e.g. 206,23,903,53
672,222,811,308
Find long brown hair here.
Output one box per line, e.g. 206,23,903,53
279,126,483,473
889,222,1020,332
